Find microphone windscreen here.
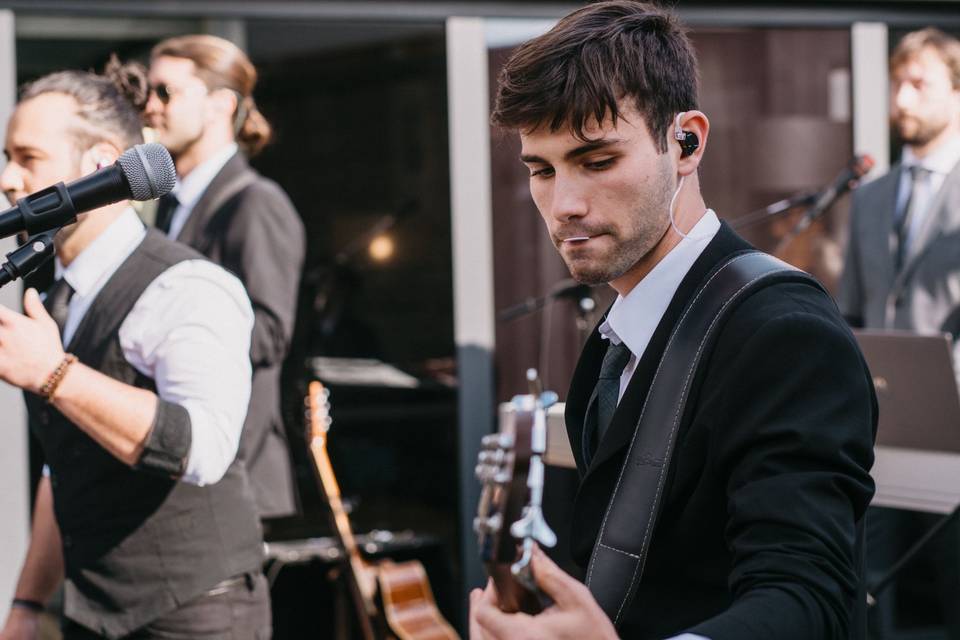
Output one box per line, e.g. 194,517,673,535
118,143,176,201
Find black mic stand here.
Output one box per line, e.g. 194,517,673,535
866,504,960,607
498,279,598,385
498,280,596,323
730,190,818,231
0,228,57,289
772,200,832,255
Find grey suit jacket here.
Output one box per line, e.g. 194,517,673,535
838,159,960,344
172,151,306,519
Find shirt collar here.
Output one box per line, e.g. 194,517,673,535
902,134,960,176
172,142,238,211
599,210,721,354
57,208,146,298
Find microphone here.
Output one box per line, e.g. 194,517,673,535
794,154,875,234
0,143,176,239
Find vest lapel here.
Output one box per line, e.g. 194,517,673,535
66,230,182,357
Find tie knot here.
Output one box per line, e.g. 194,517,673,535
599,341,632,379
45,277,75,334
909,164,931,182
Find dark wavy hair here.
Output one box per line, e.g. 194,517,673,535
20,55,147,153
492,0,699,153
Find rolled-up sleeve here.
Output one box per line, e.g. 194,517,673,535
119,259,254,485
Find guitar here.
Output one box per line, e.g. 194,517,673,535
474,370,558,613
306,381,460,640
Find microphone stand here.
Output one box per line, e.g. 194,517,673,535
772,199,834,255
866,504,960,606
499,279,599,386
730,190,818,231
0,228,58,289
498,280,596,323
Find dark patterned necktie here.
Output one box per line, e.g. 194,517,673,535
582,341,633,464
45,277,75,337
895,165,931,271
154,192,180,235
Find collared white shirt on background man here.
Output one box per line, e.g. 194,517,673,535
897,135,960,247
53,207,254,486
598,209,722,401
166,142,238,240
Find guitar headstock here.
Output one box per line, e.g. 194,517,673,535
474,371,558,613
306,380,333,445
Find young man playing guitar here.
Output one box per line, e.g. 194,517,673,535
470,2,877,639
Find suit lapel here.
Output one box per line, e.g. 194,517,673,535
176,151,248,249
896,160,960,289
868,166,901,290
565,320,608,475
577,223,752,479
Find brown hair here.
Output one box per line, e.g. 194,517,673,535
152,34,272,156
20,55,148,153
890,27,960,89
492,0,699,153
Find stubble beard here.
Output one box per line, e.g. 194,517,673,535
561,162,675,285
895,113,950,148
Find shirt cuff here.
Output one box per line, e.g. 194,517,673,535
134,399,191,477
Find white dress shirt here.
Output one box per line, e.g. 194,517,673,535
166,142,238,240
55,207,254,486
598,212,720,639
599,210,721,401
897,135,960,247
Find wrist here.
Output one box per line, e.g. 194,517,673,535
39,353,76,402
9,598,42,617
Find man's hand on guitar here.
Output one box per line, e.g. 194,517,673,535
469,546,618,640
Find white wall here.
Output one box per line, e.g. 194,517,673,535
0,8,31,620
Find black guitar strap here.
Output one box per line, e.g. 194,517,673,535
584,250,826,626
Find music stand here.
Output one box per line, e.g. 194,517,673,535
853,330,960,513
852,329,960,605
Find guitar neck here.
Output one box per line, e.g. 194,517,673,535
311,439,363,551
308,435,380,640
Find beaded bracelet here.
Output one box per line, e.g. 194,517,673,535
40,353,77,402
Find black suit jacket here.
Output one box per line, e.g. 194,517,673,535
173,151,306,518
565,224,877,639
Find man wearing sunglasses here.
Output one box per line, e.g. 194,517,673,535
145,34,306,523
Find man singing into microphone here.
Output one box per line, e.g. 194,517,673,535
0,62,270,639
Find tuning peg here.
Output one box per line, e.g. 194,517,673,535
473,513,502,535
481,433,514,450
539,391,559,408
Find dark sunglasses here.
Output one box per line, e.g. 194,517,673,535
149,83,181,105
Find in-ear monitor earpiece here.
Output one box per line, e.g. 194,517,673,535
673,111,699,158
